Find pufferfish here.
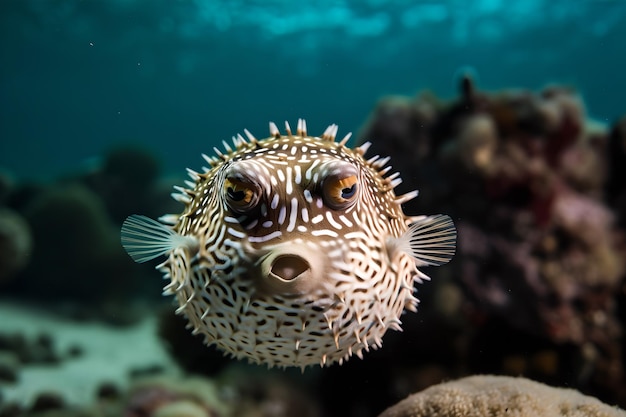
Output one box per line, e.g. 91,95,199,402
121,119,456,368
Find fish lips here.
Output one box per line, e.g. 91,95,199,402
257,243,327,296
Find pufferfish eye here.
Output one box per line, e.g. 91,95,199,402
322,174,359,210
223,178,259,213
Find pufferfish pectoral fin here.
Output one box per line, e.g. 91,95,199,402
390,214,457,267
120,214,198,263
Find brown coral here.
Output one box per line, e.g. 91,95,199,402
357,78,626,407
378,375,626,417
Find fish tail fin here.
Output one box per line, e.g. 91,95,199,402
392,214,456,267
121,214,197,263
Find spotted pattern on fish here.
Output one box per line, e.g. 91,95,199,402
121,119,456,368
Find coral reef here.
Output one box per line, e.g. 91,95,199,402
81,146,165,224
0,363,318,417
0,146,175,323
218,367,321,417
1,81,625,417
378,375,626,417
124,376,227,417
357,78,626,408
0,208,32,286
13,184,140,309
606,115,626,226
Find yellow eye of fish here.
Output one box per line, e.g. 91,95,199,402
224,178,257,212
323,174,358,210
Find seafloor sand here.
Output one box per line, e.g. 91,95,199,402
0,300,181,406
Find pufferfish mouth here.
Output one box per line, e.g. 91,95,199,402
270,255,311,281
258,244,326,296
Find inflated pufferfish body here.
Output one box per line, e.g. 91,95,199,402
121,119,456,368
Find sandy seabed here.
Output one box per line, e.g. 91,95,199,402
0,299,181,406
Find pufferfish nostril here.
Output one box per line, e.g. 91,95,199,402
270,255,310,281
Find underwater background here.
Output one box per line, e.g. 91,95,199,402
2,0,626,179
1,1,626,417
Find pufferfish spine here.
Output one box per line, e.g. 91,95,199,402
121,119,456,369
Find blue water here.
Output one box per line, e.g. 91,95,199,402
1,0,625,180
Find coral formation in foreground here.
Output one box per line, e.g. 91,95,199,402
378,375,626,417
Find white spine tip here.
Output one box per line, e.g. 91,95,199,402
285,121,292,136
243,128,257,143
356,141,371,155
297,118,308,136
269,121,280,137
339,132,352,146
